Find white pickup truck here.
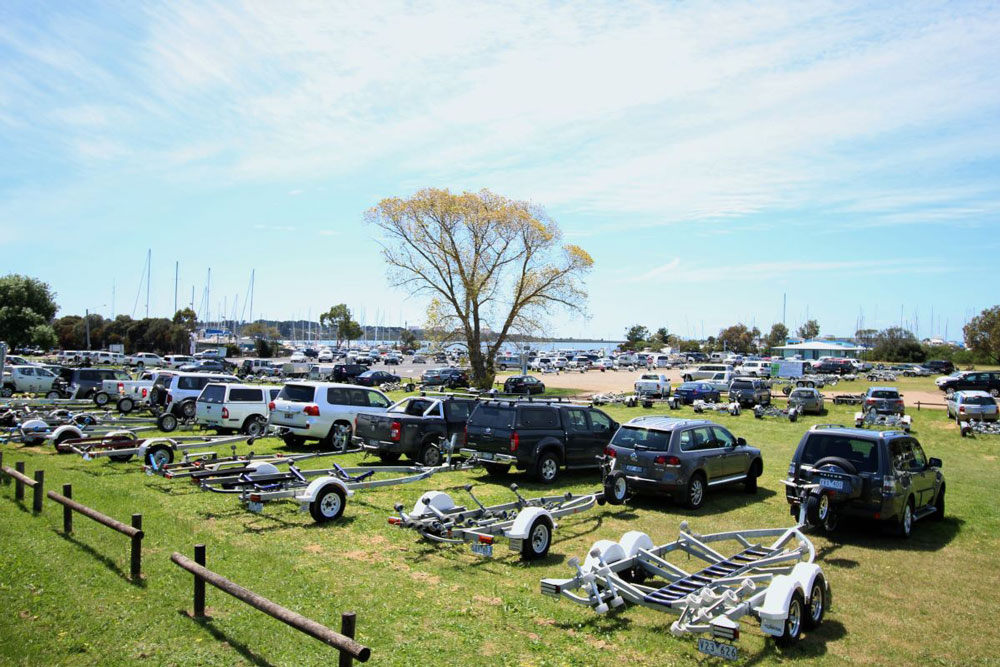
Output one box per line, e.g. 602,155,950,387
634,373,671,398
1,365,65,398
94,371,158,411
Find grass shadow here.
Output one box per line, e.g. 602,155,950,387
53,528,142,585
621,486,778,517
177,610,274,667
814,515,963,553
741,619,847,664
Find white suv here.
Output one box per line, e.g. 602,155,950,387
268,382,391,448
129,352,164,369
736,360,771,377
154,371,240,422
164,355,196,369
684,364,735,381
196,383,281,437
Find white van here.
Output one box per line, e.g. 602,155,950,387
196,383,281,437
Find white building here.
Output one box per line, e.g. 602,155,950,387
773,341,867,360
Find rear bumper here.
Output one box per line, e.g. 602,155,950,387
460,448,517,464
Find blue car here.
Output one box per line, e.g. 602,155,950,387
674,381,721,404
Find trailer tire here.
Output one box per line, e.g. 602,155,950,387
108,453,134,463
146,444,174,468
158,413,179,432
603,471,629,505
378,452,401,463
117,397,135,414
282,434,306,448
775,589,805,645
309,485,346,523
53,431,77,447
94,391,110,407
521,516,552,560
483,463,510,478
803,575,827,630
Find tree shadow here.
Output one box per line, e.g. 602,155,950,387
177,610,274,667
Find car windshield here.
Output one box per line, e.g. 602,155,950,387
964,396,996,406
869,390,899,399
799,434,879,473
610,426,670,451
731,381,753,390
678,383,700,390
277,384,316,403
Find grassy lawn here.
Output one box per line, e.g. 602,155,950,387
1,396,998,665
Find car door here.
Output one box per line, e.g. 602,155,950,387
564,408,595,465
712,426,749,476
904,440,935,509
687,425,725,480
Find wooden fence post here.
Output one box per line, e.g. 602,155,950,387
63,484,73,533
194,544,206,617
32,470,43,513
14,461,24,500
131,514,143,580
340,612,357,667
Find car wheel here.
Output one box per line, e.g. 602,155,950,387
520,516,552,560
46,390,62,399
932,485,945,521
135,362,144,370
802,575,827,630
744,460,761,493
893,498,914,538
94,391,110,407
534,451,560,484
309,485,346,523
419,441,443,467
775,589,805,646
992,388,999,398
157,413,179,432
483,463,510,477
243,416,267,437
180,400,197,419
603,471,629,505
945,388,955,398
685,473,706,510
683,375,692,382
1,386,14,398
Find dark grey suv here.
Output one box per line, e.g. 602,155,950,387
728,377,771,407
603,416,763,509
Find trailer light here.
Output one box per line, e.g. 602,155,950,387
509,431,519,453
604,446,616,458
303,404,320,417
164,472,173,479
387,516,401,525
249,494,261,502
478,535,494,545
268,401,275,411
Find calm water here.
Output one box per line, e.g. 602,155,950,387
292,339,623,354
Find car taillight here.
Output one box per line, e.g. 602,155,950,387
510,431,520,453
303,404,320,417
117,382,124,393
166,392,173,404
604,446,616,458
141,388,147,398
959,406,965,413
655,455,681,465
390,421,401,442
268,401,275,411
221,407,229,419
882,475,895,494
865,399,874,406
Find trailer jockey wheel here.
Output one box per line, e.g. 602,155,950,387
310,485,346,523
603,471,630,505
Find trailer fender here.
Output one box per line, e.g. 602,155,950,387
299,476,353,503
51,424,83,443
788,562,826,609
22,419,52,445
246,461,281,475
137,438,175,463
583,539,627,572
508,507,553,540
411,491,455,518
618,531,654,559
757,574,804,637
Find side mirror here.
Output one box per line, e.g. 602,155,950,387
736,437,747,447
928,457,942,468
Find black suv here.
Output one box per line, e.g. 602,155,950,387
461,399,618,483
728,377,771,406
937,371,1000,398
332,364,366,383
421,368,469,388
783,426,944,538
924,359,955,375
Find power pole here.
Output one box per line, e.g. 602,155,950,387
85,309,91,350
174,261,179,314
145,248,151,319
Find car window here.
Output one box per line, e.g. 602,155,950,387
366,390,390,408
326,388,349,405
199,385,226,403
712,427,735,448
279,384,316,403
469,405,515,429
268,389,280,401
889,439,913,472
229,388,263,402
444,401,472,422
19,367,35,376
518,407,559,429
590,411,612,433
80,370,99,381
347,389,369,406
869,390,899,399
802,434,879,473
565,409,589,431
909,441,927,469
611,426,669,451
178,377,209,391
680,426,715,451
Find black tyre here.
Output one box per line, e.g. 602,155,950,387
892,498,914,538
534,451,560,484
520,516,552,560
117,397,135,414
744,460,761,493
483,463,510,477
157,413,178,432
419,441,443,467
803,575,827,630
932,485,945,521
378,452,401,463
180,400,196,419
243,415,267,437
309,485,346,523
108,453,134,463
603,471,629,505
145,444,174,468
282,433,306,448
775,589,805,646
0,386,13,398
685,472,706,510
135,362,144,370
46,390,62,399
53,431,77,447
94,392,110,407
991,388,999,398
683,375,692,382
327,422,352,450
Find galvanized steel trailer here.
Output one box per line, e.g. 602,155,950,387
389,483,606,561
541,522,830,659
61,433,249,465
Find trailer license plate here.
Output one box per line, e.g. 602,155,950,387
698,638,738,661
247,501,263,513
471,542,493,557
479,452,493,461
820,477,845,490
625,465,643,473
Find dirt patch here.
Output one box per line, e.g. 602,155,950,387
409,571,441,585
303,544,323,554
472,594,501,605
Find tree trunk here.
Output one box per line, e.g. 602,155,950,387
468,344,495,390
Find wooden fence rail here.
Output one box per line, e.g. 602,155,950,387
171,545,370,664
0,453,44,512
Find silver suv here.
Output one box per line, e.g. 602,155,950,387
602,416,763,509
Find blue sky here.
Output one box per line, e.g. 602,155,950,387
1,1,998,342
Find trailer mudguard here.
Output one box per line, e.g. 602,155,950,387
583,539,627,571
756,574,803,636
136,437,175,461
507,507,552,540
50,424,83,442
246,461,281,475
299,476,353,503
618,531,654,558
411,491,455,518
788,562,824,607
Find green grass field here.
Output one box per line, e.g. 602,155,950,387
1,396,998,666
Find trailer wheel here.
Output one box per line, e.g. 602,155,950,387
282,434,306,448
309,485,346,523
803,575,827,629
483,463,510,478
108,453,134,463
94,391,110,407
158,413,179,432
521,516,552,560
378,452,401,463
603,471,629,505
775,589,805,645
53,431,77,447
117,397,135,414
46,390,62,399
146,444,174,468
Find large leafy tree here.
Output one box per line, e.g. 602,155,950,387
964,306,1000,364
765,323,789,352
0,274,58,349
718,323,756,353
366,188,593,389
623,325,649,351
173,308,198,331
873,327,925,362
797,319,820,339
319,304,363,347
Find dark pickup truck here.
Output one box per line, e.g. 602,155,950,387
460,399,618,483
355,396,477,466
